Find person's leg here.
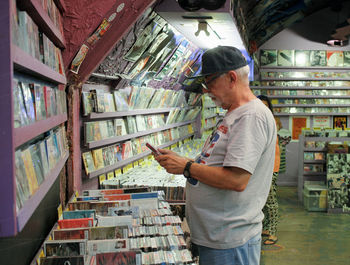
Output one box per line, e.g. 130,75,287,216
264,172,279,245
196,233,261,265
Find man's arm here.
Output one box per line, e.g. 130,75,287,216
155,149,251,191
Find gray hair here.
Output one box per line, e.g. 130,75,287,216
234,65,250,84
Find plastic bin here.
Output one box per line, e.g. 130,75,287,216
303,181,327,212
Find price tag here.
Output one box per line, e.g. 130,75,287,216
99,174,106,185
133,161,138,168
147,155,153,161
107,171,114,180
114,168,122,177
171,144,177,149
188,124,194,133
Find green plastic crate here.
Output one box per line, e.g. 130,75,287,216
303,181,327,212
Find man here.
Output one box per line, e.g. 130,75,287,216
154,46,276,265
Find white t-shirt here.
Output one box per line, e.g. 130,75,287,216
186,99,276,249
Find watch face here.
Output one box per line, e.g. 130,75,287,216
184,170,190,178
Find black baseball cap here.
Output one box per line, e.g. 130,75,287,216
190,46,248,78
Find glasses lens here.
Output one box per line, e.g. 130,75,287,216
201,82,209,91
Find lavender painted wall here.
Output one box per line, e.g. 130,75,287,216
259,3,350,186
0,0,16,236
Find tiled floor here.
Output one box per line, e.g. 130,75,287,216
261,186,350,265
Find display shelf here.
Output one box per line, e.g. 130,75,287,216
303,172,327,176
13,45,67,84
297,135,350,201
268,95,350,99
252,86,350,90
276,112,350,116
17,151,68,231
17,0,66,49
87,120,195,149
260,66,350,71
88,108,179,119
304,147,327,152
14,113,67,148
261,77,350,81
304,160,326,164
88,133,195,178
167,200,186,205
274,104,350,108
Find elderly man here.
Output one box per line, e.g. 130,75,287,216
155,46,276,265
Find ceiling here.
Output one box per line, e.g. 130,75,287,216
155,0,350,52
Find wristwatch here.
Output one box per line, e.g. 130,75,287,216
183,161,193,178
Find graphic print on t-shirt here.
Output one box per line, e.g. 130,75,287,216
189,124,228,186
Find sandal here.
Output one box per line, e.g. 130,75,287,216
263,236,278,245
262,230,270,237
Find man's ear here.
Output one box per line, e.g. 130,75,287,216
227,70,236,83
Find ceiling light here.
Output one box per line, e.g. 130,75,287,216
194,22,210,36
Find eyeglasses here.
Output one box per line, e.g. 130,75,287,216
201,72,226,91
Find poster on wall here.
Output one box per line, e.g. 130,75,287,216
333,116,347,130
289,116,310,141
313,116,330,129
260,49,277,66
277,50,294,66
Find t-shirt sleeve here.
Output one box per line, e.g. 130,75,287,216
223,114,268,174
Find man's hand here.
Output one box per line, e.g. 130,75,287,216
155,149,189,174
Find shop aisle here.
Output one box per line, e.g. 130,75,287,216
261,186,350,265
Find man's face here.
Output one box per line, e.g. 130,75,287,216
202,72,229,108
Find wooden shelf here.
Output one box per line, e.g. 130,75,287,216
17,151,69,231
268,95,350,99
303,172,327,176
14,113,67,148
88,108,178,120
274,104,350,108
304,148,327,152
260,66,350,71
17,0,66,49
88,134,195,178
261,77,350,81
252,86,350,90
87,120,195,149
13,45,67,84
304,160,326,164
275,111,350,116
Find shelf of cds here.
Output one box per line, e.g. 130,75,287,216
86,120,196,149
81,84,202,180
84,132,195,179
256,49,350,117
16,0,66,49
100,138,205,204
0,0,67,236
30,188,194,265
297,130,350,202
